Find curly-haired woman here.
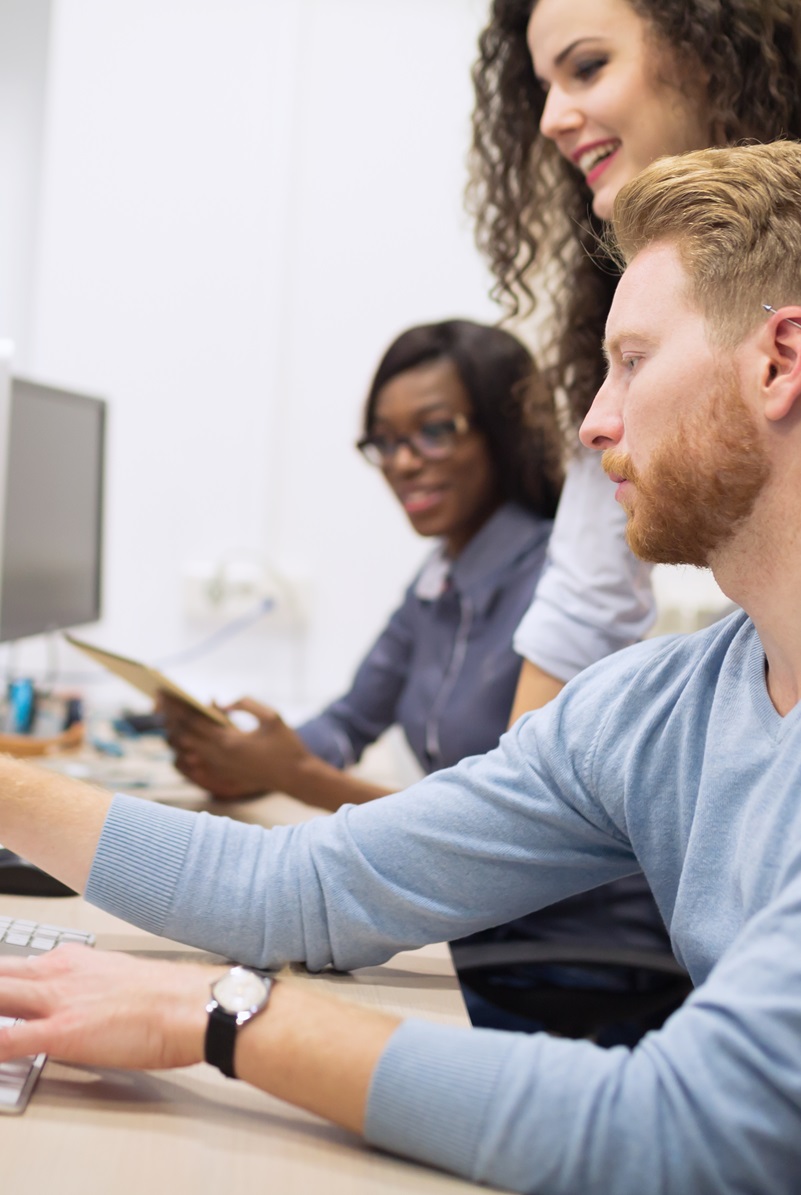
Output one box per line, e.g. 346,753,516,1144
469,0,801,719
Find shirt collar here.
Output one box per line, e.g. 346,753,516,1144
413,502,550,605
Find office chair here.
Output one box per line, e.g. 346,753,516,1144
450,938,693,1041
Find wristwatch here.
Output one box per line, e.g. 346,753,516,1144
205,966,274,1079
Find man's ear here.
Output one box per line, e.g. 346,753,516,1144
759,308,801,423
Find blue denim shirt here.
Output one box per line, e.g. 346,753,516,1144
297,501,669,961
297,502,551,772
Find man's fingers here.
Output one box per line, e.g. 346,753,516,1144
0,1015,50,1062
0,974,50,1023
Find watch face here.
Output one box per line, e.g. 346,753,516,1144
213,968,269,1015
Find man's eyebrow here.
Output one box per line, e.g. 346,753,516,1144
603,331,658,360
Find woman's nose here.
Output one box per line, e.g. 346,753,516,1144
389,441,424,473
539,84,583,144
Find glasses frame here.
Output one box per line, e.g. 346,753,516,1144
356,412,473,468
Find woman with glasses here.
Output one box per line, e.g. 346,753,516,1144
161,318,562,807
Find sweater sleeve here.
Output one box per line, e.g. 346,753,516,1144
365,870,801,1194
85,668,641,970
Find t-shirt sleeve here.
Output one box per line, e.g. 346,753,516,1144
513,449,655,680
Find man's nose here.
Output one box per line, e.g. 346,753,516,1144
579,380,624,451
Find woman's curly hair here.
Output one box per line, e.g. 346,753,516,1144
468,0,801,431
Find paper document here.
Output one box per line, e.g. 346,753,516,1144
64,633,229,725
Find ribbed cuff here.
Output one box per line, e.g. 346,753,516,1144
85,792,197,934
364,1018,514,1182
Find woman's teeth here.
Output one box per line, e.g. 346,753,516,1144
579,141,620,176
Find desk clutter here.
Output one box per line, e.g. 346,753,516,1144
0,681,85,757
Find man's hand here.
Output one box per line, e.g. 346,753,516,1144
158,693,313,800
0,944,399,1135
0,945,218,1070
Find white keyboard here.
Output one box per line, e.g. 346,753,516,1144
0,916,95,957
0,916,95,1114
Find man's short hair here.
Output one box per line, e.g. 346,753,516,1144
607,140,801,346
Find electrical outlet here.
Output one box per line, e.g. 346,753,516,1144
182,558,310,627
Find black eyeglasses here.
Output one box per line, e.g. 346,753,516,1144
356,413,473,467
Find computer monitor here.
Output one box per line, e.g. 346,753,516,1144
0,352,106,643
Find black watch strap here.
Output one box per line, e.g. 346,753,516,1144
205,1005,239,1079
205,968,273,1079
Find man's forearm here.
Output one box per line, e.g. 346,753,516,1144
0,755,111,891
235,979,399,1131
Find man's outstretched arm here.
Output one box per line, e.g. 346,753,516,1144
0,755,111,893
0,945,398,1134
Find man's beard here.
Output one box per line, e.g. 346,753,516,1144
602,375,771,568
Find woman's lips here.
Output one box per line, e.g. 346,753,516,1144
585,145,621,187
400,488,445,515
572,139,622,187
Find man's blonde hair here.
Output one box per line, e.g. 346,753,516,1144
607,141,801,345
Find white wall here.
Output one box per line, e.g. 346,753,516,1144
0,0,729,718
4,0,497,712
0,0,50,360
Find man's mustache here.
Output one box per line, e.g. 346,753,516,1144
601,449,639,485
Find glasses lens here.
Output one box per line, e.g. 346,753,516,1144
412,419,461,459
357,438,388,467
358,418,467,466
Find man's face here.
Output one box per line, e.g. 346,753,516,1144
580,242,771,567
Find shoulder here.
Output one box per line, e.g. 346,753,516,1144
540,609,755,745
448,503,552,602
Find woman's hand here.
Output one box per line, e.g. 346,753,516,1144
158,693,313,800
0,945,219,1071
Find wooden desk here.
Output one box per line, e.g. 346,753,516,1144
0,895,473,1194
33,734,333,824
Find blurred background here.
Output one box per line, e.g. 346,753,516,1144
0,0,727,728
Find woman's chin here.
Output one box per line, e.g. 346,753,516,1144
591,187,616,223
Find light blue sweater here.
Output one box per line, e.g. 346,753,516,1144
86,610,801,1193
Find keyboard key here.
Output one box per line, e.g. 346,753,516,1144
30,938,57,952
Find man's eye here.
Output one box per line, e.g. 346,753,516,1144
574,57,607,82
622,356,641,373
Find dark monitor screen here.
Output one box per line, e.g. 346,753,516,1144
0,377,106,643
